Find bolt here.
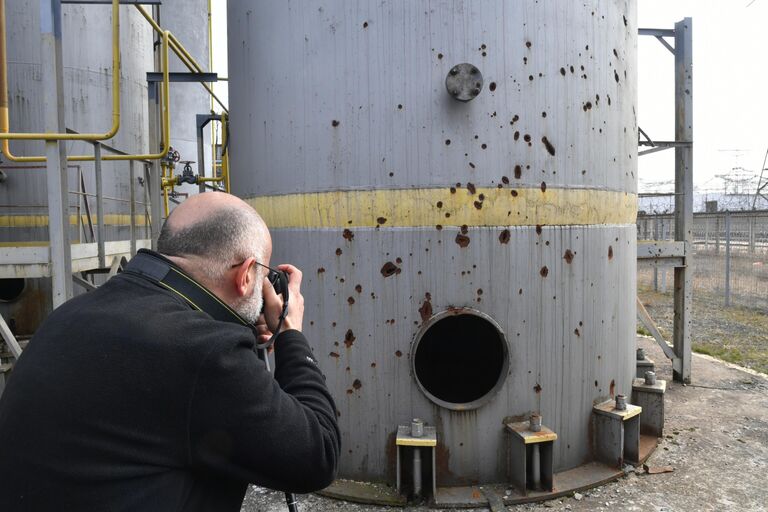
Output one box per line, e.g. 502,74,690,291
450,67,459,75
636,348,646,361
530,413,542,432
411,418,424,438
615,394,627,411
645,371,656,385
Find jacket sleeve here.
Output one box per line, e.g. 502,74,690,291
187,329,341,493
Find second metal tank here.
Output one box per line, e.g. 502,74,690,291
227,0,638,493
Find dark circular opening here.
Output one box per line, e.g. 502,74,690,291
413,312,507,409
0,278,26,302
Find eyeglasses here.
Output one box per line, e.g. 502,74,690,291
230,259,282,290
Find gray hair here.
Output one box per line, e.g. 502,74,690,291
157,206,269,283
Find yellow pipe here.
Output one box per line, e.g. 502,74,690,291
221,112,230,193
0,0,120,142
134,4,228,113
1,31,171,163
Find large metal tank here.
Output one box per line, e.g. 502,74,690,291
228,0,637,492
0,1,153,333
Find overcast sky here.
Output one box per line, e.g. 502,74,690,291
211,2,768,195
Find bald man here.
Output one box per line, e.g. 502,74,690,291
0,193,340,512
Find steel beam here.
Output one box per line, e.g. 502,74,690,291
129,160,137,256
637,241,686,259
673,18,693,383
41,0,73,308
146,72,217,83
638,28,675,37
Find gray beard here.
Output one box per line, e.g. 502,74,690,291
234,281,264,324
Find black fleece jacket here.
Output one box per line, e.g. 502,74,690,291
0,266,340,511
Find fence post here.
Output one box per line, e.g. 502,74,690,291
748,215,755,254
653,216,660,291
725,211,731,307
660,218,668,293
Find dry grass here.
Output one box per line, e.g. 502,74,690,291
638,286,768,375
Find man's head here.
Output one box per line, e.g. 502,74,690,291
157,192,271,322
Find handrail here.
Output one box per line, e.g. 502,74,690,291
134,4,228,113
1,30,170,163
0,0,120,142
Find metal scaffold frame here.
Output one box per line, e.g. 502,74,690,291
636,19,694,383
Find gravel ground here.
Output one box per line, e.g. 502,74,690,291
241,337,768,512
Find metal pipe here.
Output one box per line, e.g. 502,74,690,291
133,4,228,113
0,0,121,142
94,143,105,268
1,31,172,163
129,160,136,256
412,447,422,497
531,444,541,490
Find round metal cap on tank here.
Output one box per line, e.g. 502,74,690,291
226,0,638,497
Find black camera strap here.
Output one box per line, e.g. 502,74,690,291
123,249,281,357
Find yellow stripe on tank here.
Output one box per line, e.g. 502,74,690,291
246,187,637,229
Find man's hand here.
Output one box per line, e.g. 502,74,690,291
260,264,304,339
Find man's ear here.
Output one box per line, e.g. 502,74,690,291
233,257,256,297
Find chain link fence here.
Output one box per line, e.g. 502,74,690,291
637,211,768,311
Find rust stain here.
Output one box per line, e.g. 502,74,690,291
352,379,362,390
344,329,356,348
377,216,387,224
608,245,614,260
534,383,542,393
514,164,522,179
540,266,549,277
610,379,616,398
449,187,457,194
329,352,340,358
541,181,547,192
514,131,520,141
542,136,556,156
395,257,403,264
574,328,581,337
473,201,483,210
501,176,509,184
342,228,354,241
460,224,469,234
535,225,543,235
455,234,470,248
347,297,355,305
511,190,518,197
395,350,403,357
370,362,376,368
317,267,326,274
331,119,340,127
499,229,511,244
380,261,401,277
418,295,433,322
563,249,574,263
335,248,343,256
355,284,362,293
466,182,476,194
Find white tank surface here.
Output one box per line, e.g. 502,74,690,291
0,1,152,334
227,0,637,499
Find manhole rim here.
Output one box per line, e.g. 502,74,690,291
410,307,510,411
